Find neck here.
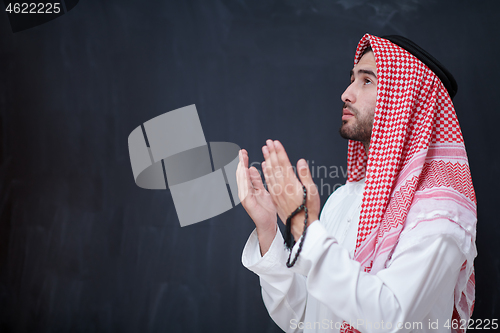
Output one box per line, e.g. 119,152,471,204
363,142,370,155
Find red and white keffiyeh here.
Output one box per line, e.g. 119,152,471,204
342,34,477,333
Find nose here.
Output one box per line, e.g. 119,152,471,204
341,82,356,105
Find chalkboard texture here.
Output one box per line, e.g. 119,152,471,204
0,0,498,332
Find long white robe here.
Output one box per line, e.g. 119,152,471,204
242,179,466,333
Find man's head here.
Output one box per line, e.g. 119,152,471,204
339,34,474,332
339,46,377,152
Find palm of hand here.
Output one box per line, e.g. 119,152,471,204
237,142,320,243
245,169,277,226
236,150,277,230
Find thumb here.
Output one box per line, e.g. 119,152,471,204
297,159,320,222
297,159,318,197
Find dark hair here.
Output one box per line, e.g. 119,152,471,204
361,45,372,58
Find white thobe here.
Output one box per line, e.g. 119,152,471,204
242,179,465,333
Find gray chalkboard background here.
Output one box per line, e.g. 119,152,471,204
0,0,498,332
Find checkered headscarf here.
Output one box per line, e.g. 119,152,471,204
342,34,476,333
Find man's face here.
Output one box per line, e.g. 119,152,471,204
339,51,377,146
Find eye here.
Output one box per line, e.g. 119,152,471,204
364,78,372,85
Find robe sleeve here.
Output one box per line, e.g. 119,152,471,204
242,226,307,332
287,220,465,332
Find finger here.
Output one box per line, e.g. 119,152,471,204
261,161,280,208
297,159,318,197
274,140,300,199
236,150,254,203
262,145,278,194
249,166,265,191
250,166,270,198
273,140,294,179
237,149,244,176
266,139,285,182
261,159,272,191
266,140,289,200
261,161,269,180
272,140,303,204
240,148,249,168
297,159,320,223
236,150,247,197
262,160,279,200
237,149,249,173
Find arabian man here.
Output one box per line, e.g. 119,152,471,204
237,34,476,333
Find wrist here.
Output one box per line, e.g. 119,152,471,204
291,211,317,241
256,223,277,256
256,222,277,242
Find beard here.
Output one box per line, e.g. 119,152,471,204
339,104,373,144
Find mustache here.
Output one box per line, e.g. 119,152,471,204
342,103,358,115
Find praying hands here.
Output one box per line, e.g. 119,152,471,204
236,139,320,255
